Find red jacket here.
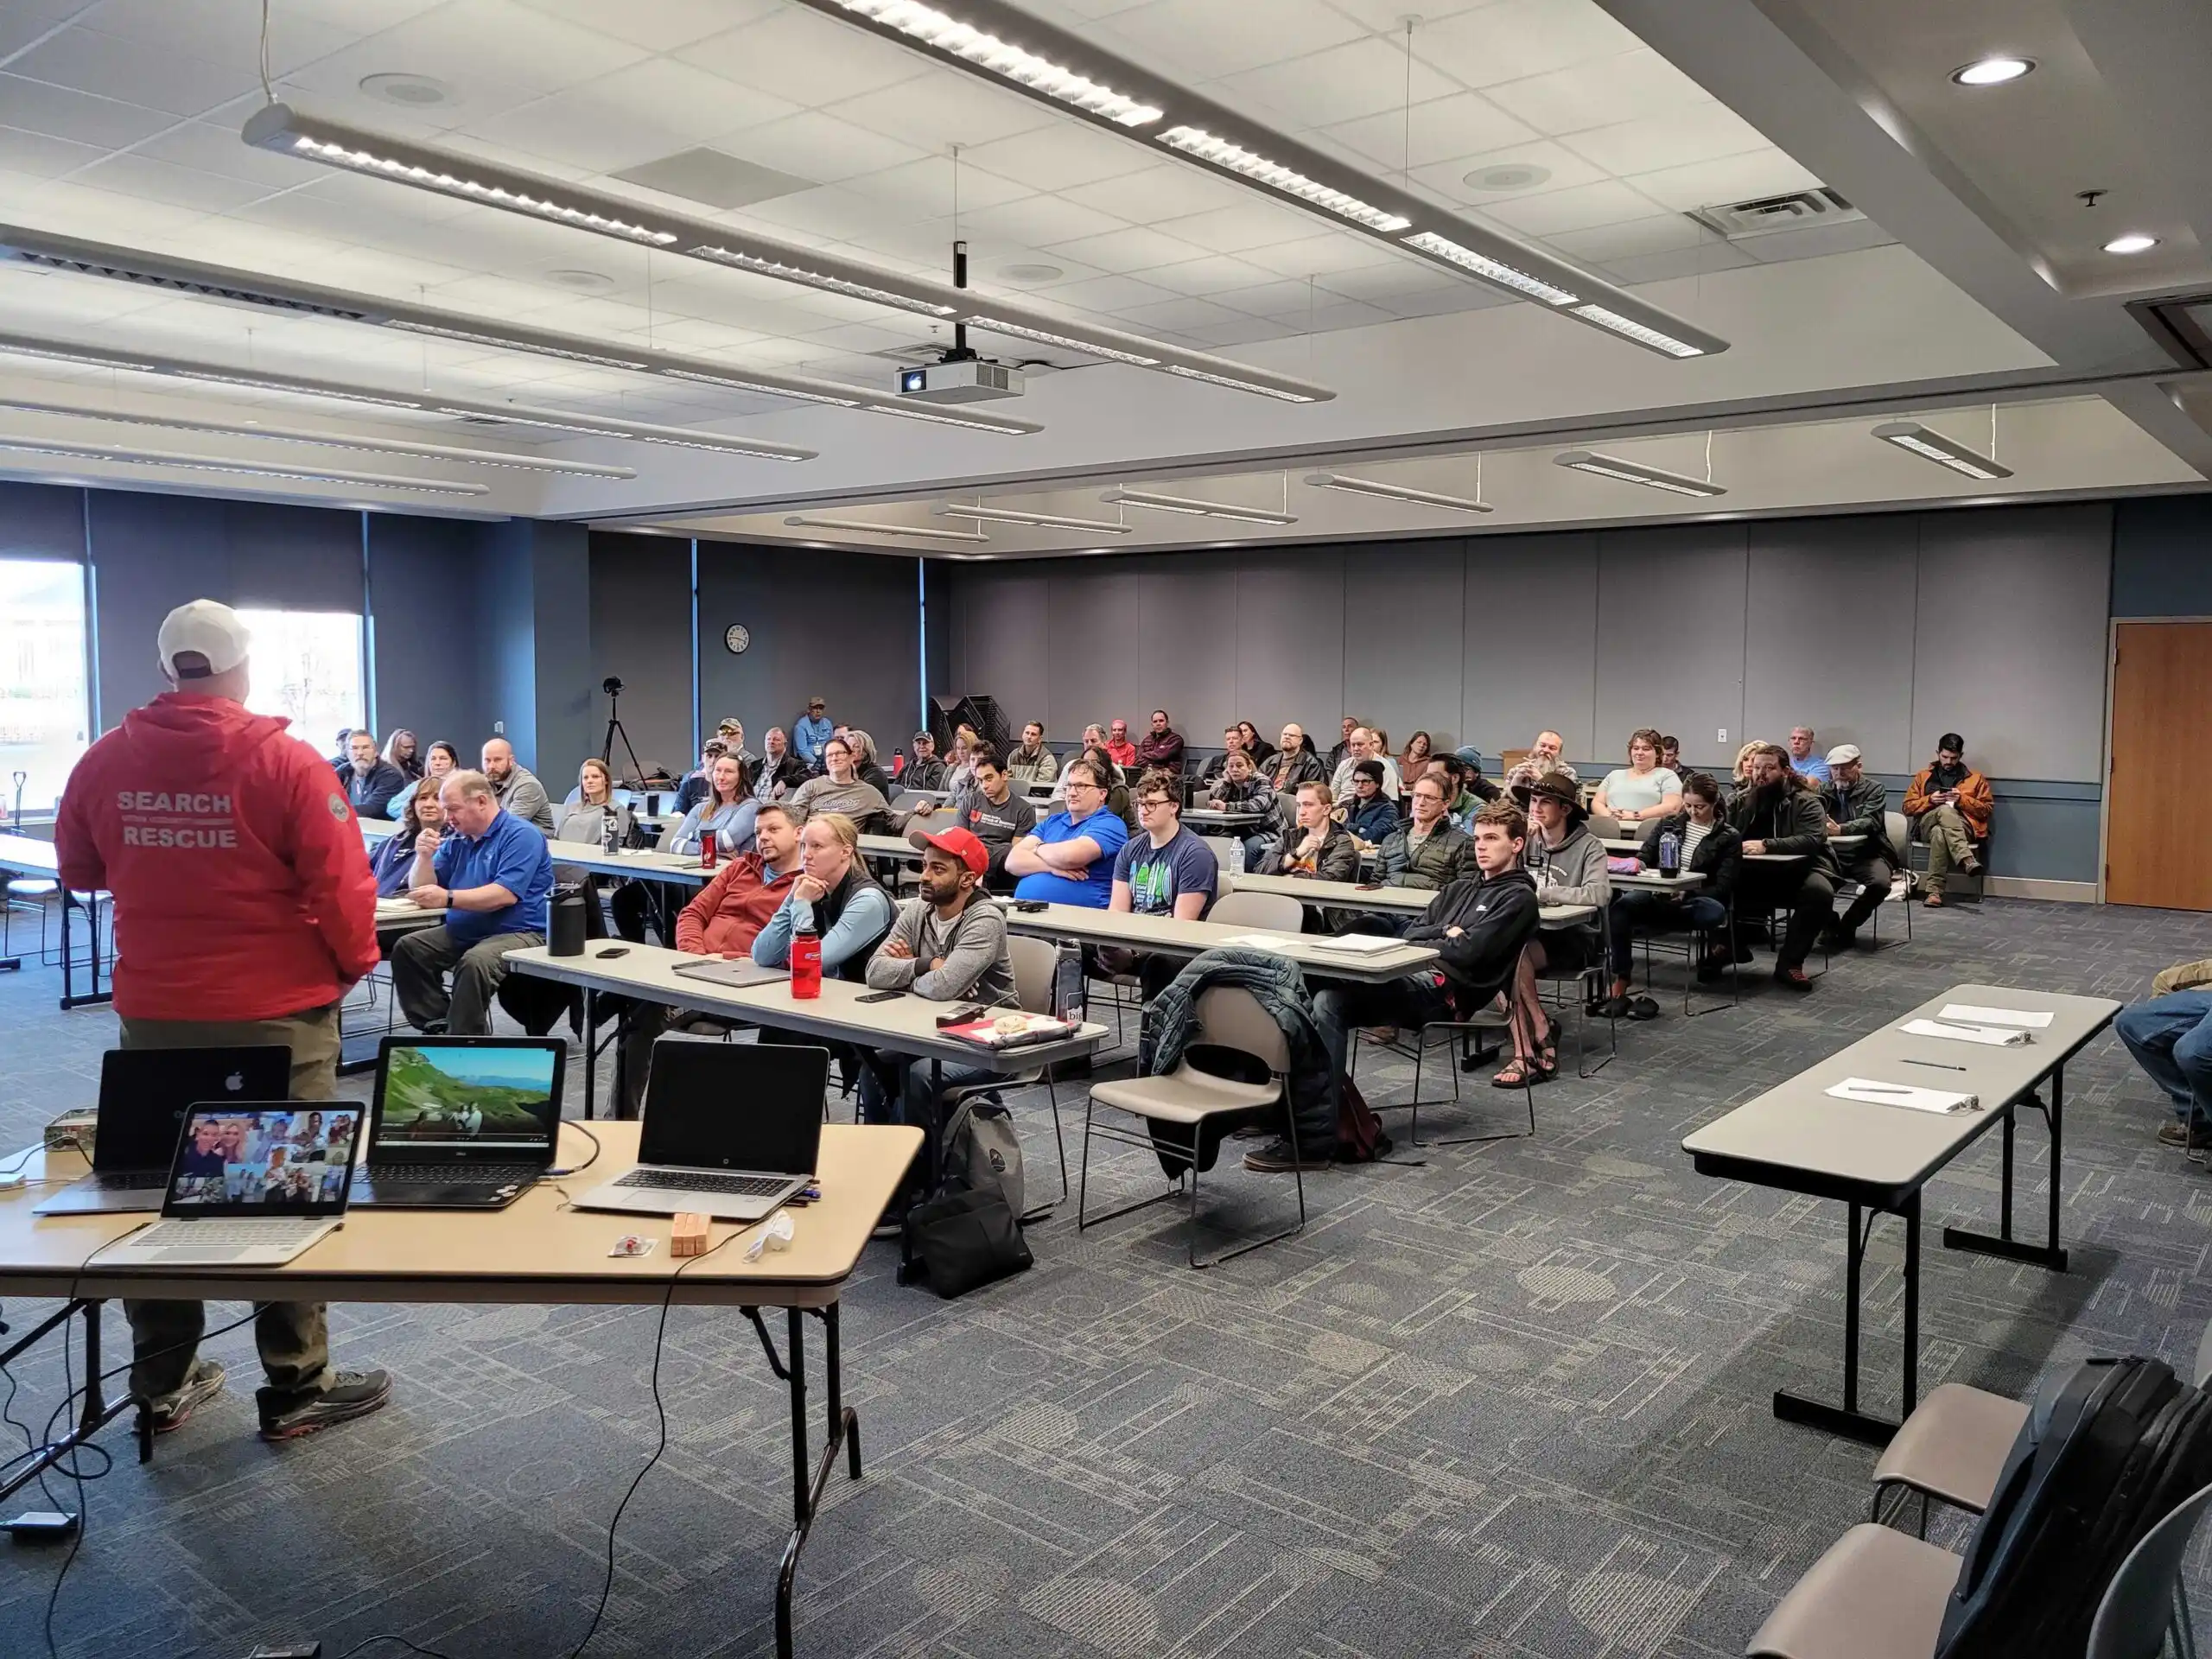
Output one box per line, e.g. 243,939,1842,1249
673,853,800,957
56,693,380,1021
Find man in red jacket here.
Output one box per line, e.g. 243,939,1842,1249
56,600,391,1442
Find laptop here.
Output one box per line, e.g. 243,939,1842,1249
35,1046,293,1216
352,1037,566,1210
95,1103,363,1268
671,957,788,990
574,1039,823,1223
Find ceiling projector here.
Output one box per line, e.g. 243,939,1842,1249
896,359,1024,404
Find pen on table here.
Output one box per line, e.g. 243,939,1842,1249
1852,1084,1916,1095
1902,1058,1967,1072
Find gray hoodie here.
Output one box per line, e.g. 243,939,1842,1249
863,892,1015,1006
491,763,555,835
1528,821,1610,937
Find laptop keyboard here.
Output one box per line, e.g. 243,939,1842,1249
132,1219,324,1249
364,1163,542,1185
92,1171,165,1188
611,1170,791,1198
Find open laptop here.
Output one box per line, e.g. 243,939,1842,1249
95,1103,363,1268
575,1039,823,1223
352,1037,566,1210
35,1046,292,1217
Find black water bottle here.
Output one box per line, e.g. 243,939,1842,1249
549,885,587,956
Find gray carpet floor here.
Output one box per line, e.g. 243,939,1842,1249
3,893,2210,1657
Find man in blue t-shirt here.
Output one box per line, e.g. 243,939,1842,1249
1007,757,1128,907
390,768,555,1035
1107,772,1220,997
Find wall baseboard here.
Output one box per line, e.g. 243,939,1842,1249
1986,876,2099,904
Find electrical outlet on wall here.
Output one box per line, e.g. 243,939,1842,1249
1716,728,1727,742
493,720,504,734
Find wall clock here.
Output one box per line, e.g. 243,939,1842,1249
723,624,750,654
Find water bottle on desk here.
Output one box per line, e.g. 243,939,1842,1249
601,812,619,855
699,826,719,871
1657,830,1680,880
790,920,822,999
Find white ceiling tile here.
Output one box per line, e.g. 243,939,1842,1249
1624,149,1826,213
823,68,1056,150
0,1,99,60
1139,253,1282,296
849,155,1035,223
718,111,925,185
1543,212,1712,262
1039,224,1209,273
1176,314,1304,347
976,251,1105,289
733,183,895,243
1561,102,1775,177
277,168,482,226
1209,276,1329,317
461,91,713,176
1113,295,1255,333
1382,282,1507,319
327,0,653,96
1479,177,1660,235
956,193,1128,249
0,73,177,149
791,318,924,356
1236,232,1400,277
75,0,357,76
1483,49,1711,137
677,8,929,109
70,150,276,213
1058,162,1244,223
957,121,1154,194
128,118,323,188
0,124,105,179
1414,0,1644,91
1020,272,1180,314
1313,257,1467,305
1599,242,1757,284
9,179,207,239
514,0,778,52
1147,200,1319,254
569,58,802,147
1088,0,1366,82
1318,92,1535,172
9,23,260,120
1213,37,1459,129
1405,137,1611,208
1302,296,1392,331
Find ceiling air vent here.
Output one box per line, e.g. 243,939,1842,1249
1688,188,1864,242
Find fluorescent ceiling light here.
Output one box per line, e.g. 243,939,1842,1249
1402,232,1579,307
0,395,635,477
1553,449,1726,498
1952,56,2034,86
935,503,1132,533
963,315,1158,366
1163,364,1319,403
828,0,1161,125
784,514,988,543
0,431,489,495
661,368,861,409
1303,473,1491,514
432,403,811,459
853,403,1042,435
385,320,654,372
1159,127,1409,233
1100,486,1297,525
237,108,1333,404
1570,304,1706,359
1871,420,2013,480
2103,232,2159,255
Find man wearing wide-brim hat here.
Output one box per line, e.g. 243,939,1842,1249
1493,771,1611,1086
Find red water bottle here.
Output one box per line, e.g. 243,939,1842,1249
790,920,822,998
698,827,719,871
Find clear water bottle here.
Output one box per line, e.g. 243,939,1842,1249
1225,836,1245,875
1657,830,1681,880
601,810,619,855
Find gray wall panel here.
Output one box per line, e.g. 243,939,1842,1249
368,515,486,753
1234,549,1343,747
1344,540,1465,753
947,572,1052,743
1134,553,1238,745
1744,516,1917,772
1046,568,1146,742
1596,524,1746,772
590,531,692,780
1463,533,1597,763
1910,505,2111,783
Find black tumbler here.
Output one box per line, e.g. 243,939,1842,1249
549,885,588,956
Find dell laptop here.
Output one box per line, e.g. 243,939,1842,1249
36,1046,292,1217
352,1036,566,1210
96,1103,363,1268
575,1039,824,1223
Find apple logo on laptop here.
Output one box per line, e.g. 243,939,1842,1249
224,1071,244,1091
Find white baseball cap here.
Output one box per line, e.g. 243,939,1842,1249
1826,743,1863,766
156,599,251,680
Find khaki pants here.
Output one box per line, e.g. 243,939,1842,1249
116,1003,339,1405
391,925,544,1035
1915,805,1980,894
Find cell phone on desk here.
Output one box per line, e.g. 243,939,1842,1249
934,1004,988,1027
1012,899,1050,912
1355,881,1385,891
855,989,902,1004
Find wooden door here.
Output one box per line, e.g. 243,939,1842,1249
2107,621,2212,909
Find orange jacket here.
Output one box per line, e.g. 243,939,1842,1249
1904,764,1993,840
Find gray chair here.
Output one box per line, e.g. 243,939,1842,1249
2087,1480,2212,1659
1872,1382,2031,1534
1351,998,1535,1148
1748,1522,1961,1659
935,935,1068,1205
1208,889,1305,933
1080,983,1304,1268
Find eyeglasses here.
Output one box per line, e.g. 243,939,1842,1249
1136,797,1173,810
1065,779,1104,793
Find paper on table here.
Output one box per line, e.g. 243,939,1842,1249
1903,1018,2031,1047
1827,1077,1982,1114
1290,932,1403,954
1939,1003,2054,1029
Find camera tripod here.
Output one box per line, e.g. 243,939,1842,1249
601,679,647,787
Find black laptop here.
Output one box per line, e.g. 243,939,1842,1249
351,1036,566,1210
35,1045,292,1216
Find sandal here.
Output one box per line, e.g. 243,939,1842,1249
1491,1057,1542,1089
1538,1018,1561,1078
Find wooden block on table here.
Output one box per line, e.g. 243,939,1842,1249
671,1211,710,1257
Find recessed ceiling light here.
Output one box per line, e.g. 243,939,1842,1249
1464,163,1549,193
1000,264,1064,285
1950,57,2034,86
2103,232,2159,255
359,73,456,107
543,268,617,294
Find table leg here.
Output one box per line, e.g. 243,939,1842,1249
1775,1200,1901,1447
0,1300,138,1506
582,987,598,1121
772,1300,860,1659
1943,1065,2069,1271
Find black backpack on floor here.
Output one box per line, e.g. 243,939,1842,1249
1936,1356,2212,1657
898,1096,1033,1299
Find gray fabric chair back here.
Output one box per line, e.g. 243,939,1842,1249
1209,890,1306,933
2086,1479,2212,1659
1195,984,1291,1076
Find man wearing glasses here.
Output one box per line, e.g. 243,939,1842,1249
1007,757,1129,908
1104,772,1220,997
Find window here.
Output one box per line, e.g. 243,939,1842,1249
235,608,365,756
0,558,90,817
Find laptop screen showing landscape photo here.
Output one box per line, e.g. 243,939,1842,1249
372,1039,563,1155
168,1105,362,1213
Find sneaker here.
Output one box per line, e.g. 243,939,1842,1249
1773,966,1814,993
258,1369,391,1442
143,1357,226,1435
1242,1140,1331,1173
2158,1122,2189,1147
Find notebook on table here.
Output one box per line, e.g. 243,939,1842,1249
352,1037,565,1210
35,1046,292,1217
94,1103,362,1268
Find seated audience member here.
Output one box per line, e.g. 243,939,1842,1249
792,696,834,772
1205,748,1275,822
904,728,950,791
846,729,896,801
1725,743,1838,990
1730,741,1763,797
390,740,459,817
1398,731,1434,791
391,770,554,1035
1058,725,1120,792
753,811,895,981
667,752,759,856
1904,731,1991,906
1135,708,1185,775
1238,721,1277,766
1106,772,1220,997
944,724,982,793
620,803,804,1114
1338,760,1400,845
1659,734,1681,775
328,727,353,768
373,778,444,898
906,742,1035,890
1199,724,1248,785
1591,728,1683,827
1104,718,1138,772
1602,771,1739,1012
1330,727,1402,803
1503,730,1575,792
383,728,423,782
751,727,810,803
1818,744,1901,950
481,737,555,835
1787,727,1831,785
1326,716,1359,772
1085,743,1138,832
1007,757,1129,908
1256,781,1360,880
1268,724,1327,794
675,739,728,814
1499,772,1609,1084
789,736,893,833
2117,957,2212,1154
1285,804,1541,1173
1006,722,1058,790
338,729,407,819
715,717,758,775
556,757,646,942
1377,773,1471,890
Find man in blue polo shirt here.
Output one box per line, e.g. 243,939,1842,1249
391,767,555,1035
1006,756,1128,907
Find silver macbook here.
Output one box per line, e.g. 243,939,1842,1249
36,1046,292,1217
575,1039,823,1223
671,957,789,990
96,1103,361,1268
